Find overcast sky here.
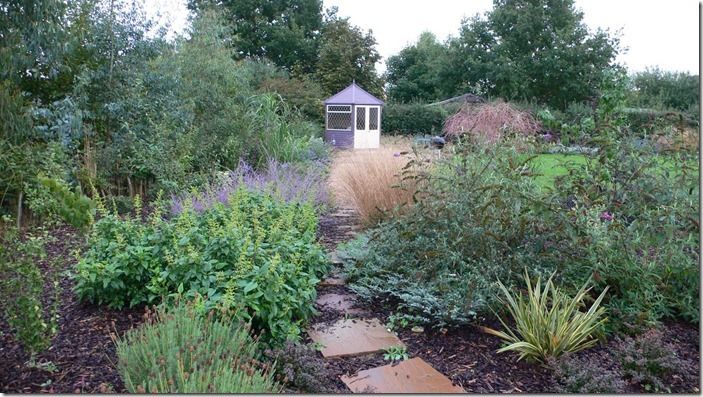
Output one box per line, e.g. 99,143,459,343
145,0,700,74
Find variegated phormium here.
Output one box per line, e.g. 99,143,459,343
482,270,609,363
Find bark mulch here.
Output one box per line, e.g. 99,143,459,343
311,206,701,394
0,225,145,394
314,279,700,394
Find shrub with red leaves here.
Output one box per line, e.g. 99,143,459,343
443,101,541,144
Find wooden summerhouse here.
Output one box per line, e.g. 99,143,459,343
324,82,383,149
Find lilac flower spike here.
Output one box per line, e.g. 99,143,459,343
170,158,329,216
600,211,614,221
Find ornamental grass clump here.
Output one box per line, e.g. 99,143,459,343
329,148,417,226
115,301,280,393
483,271,609,363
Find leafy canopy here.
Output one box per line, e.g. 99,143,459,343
385,32,447,103
388,0,621,109
187,0,323,75
315,8,384,98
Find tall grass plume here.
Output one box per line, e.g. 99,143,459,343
329,148,417,226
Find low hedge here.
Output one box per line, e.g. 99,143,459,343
382,103,448,135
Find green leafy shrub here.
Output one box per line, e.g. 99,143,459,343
38,176,95,232
75,188,328,343
245,93,327,168
344,127,698,333
483,271,608,362
551,134,699,332
628,68,699,118
614,329,688,392
381,103,448,135
0,216,59,356
618,107,697,136
341,144,556,325
547,354,626,393
536,107,594,145
115,301,280,393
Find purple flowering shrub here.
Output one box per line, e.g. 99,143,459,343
171,159,328,215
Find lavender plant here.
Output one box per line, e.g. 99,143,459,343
171,159,329,216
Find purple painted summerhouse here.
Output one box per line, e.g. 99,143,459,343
324,82,384,149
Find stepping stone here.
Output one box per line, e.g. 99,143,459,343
341,357,465,393
329,251,343,265
315,293,364,314
308,318,404,358
319,274,346,286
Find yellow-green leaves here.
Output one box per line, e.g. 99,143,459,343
483,270,608,363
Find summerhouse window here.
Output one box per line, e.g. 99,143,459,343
326,105,352,131
369,107,379,130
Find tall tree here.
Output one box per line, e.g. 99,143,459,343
315,8,384,98
489,0,619,108
385,32,448,103
187,0,323,75
438,0,620,109
0,0,70,223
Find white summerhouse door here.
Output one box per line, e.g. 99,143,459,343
354,106,380,149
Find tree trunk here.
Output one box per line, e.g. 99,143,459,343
127,176,134,197
16,190,23,229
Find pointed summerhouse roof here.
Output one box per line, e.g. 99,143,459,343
324,82,384,105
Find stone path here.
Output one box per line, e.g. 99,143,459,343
309,318,404,358
341,358,465,393
310,206,464,393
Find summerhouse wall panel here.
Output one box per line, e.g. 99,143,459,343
324,130,354,148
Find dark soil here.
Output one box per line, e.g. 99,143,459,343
309,206,701,394
0,225,145,393
313,279,701,394
1,205,699,394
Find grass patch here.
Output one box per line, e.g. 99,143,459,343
527,154,589,188
527,152,698,189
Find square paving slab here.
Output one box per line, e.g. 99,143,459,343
329,251,343,265
319,274,346,286
340,357,465,393
315,293,364,314
308,318,404,358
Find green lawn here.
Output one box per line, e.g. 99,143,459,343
526,152,698,189
527,153,588,188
